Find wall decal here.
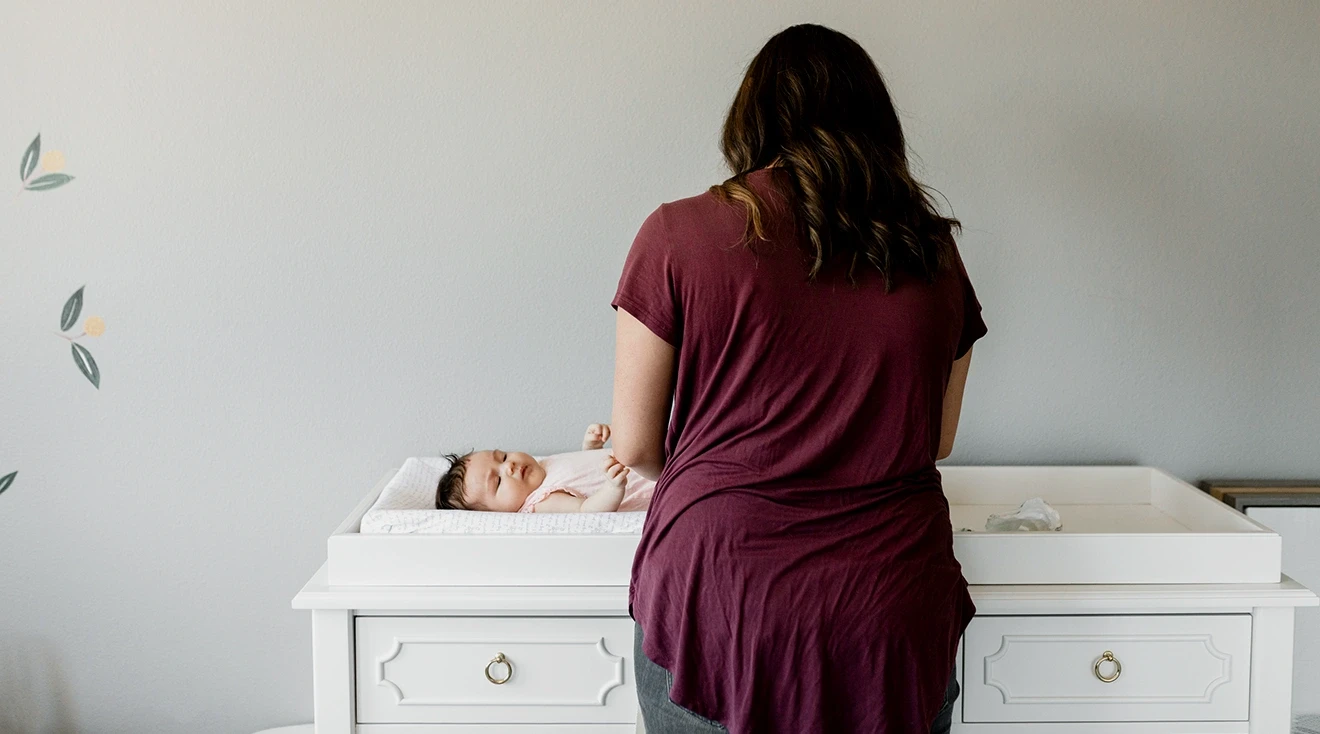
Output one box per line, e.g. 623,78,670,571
0,471,14,496
55,286,104,389
19,133,74,192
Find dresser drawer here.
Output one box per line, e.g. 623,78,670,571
355,616,636,725
962,614,1251,722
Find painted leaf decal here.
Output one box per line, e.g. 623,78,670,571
26,173,74,191
21,133,40,181
61,286,84,331
72,343,100,389
0,471,14,496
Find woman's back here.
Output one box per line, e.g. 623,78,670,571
613,166,985,733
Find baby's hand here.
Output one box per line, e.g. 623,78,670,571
583,423,611,450
578,455,627,512
604,455,630,490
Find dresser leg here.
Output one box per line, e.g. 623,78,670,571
1249,606,1296,733
312,609,355,734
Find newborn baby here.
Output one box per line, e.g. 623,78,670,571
434,424,654,513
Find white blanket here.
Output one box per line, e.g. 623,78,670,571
359,458,647,534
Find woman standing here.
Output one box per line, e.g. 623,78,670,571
610,24,986,734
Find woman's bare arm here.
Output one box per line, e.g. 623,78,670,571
611,307,676,480
936,347,973,461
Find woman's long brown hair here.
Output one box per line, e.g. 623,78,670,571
710,24,959,291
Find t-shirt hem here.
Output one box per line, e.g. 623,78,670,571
611,293,678,347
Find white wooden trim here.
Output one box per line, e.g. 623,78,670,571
311,609,355,734
966,576,1317,614
1248,606,1295,734
295,563,1317,615
296,563,634,615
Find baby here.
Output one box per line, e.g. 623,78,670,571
435,424,654,513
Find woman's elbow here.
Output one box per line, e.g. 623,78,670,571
935,440,954,462
614,447,663,480
630,461,664,482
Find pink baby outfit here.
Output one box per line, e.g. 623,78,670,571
516,485,585,513
517,448,654,513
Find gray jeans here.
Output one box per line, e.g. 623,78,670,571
634,624,960,733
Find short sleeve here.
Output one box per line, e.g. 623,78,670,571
954,246,988,360
611,204,682,347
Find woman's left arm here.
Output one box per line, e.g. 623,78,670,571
610,306,675,480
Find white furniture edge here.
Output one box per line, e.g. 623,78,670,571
294,562,1317,614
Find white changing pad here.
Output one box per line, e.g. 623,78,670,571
359,458,647,534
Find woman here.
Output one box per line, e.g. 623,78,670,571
610,23,986,734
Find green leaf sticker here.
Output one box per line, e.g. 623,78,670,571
61,286,85,331
72,343,100,389
26,173,74,192
0,471,14,496
20,134,40,181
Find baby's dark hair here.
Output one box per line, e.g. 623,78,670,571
436,452,473,510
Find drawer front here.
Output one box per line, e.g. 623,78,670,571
963,614,1251,723
355,616,636,724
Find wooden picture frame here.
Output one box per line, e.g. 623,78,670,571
1199,478,1320,512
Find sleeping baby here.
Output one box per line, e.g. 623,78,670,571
434,424,654,513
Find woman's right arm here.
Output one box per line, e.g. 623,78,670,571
936,347,974,461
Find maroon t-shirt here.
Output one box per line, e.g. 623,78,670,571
612,167,987,734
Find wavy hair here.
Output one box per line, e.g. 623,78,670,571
435,451,473,510
710,24,959,290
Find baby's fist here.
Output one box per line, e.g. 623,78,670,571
583,423,611,450
604,455,630,489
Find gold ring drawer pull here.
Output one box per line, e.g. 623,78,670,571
1093,650,1122,683
485,652,513,685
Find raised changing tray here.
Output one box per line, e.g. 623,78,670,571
944,466,1279,584
325,465,1280,587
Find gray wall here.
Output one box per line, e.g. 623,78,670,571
2,1,1317,731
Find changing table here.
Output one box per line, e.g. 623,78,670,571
293,465,1318,732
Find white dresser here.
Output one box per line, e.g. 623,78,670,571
294,466,1318,732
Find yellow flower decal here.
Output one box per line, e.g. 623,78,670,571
84,316,105,337
41,150,65,173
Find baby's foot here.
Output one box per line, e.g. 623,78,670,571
583,423,611,450
605,455,630,489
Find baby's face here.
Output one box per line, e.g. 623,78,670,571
462,450,546,512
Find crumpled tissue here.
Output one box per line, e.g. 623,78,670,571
984,497,1063,532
